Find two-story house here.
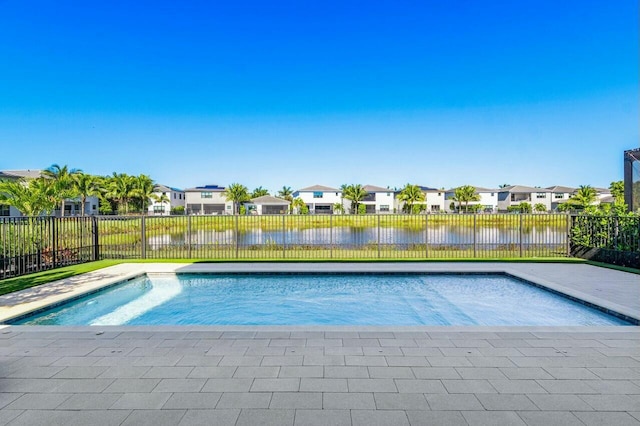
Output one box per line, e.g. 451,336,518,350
546,186,575,211
361,185,395,214
184,185,233,215
444,186,498,213
497,185,552,212
148,184,186,216
293,185,343,214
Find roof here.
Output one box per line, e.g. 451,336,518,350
498,185,548,193
296,185,339,192
0,169,43,179
594,187,611,194
600,195,615,203
363,184,390,192
546,185,575,193
444,186,498,193
154,184,183,193
184,185,225,192
248,195,291,205
417,186,440,192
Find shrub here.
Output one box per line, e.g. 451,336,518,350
170,206,185,215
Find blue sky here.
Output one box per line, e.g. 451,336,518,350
1,0,637,192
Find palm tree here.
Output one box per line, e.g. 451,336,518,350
343,184,368,214
42,164,82,216
291,197,308,214
452,185,480,213
398,184,425,214
534,203,547,213
277,186,294,213
130,175,155,215
72,173,100,216
570,185,597,210
0,178,57,217
251,187,269,198
333,202,345,214
498,184,511,188
223,183,250,214
108,173,136,214
152,193,170,215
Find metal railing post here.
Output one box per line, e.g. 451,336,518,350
377,215,381,258
187,215,192,259
52,217,57,268
282,215,286,259
92,216,99,261
473,214,477,258
566,214,572,257
519,214,523,258
330,214,333,259
425,214,429,259
141,216,146,259
235,215,239,259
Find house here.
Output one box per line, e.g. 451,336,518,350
444,186,498,213
244,195,290,215
497,185,552,212
0,169,99,217
546,186,576,211
148,184,185,216
396,186,446,213
361,185,395,214
184,185,233,215
594,187,612,202
293,185,343,214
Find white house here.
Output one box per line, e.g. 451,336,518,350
546,185,575,211
497,185,552,212
361,185,395,214
184,185,233,215
148,184,185,216
0,169,99,217
395,186,446,213
244,195,290,215
293,185,343,214
444,186,498,213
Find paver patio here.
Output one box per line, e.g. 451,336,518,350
0,262,638,425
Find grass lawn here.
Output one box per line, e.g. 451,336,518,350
0,257,598,297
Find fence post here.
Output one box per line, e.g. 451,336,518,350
187,215,192,259
377,215,381,258
425,214,429,259
282,215,286,259
330,214,333,259
92,216,99,261
613,217,618,251
473,214,477,258
235,215,239,259
519,214,523,258
140,216,146,259
566,214,571,257
52,217,57,268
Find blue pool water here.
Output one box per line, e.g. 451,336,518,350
13,274,630,326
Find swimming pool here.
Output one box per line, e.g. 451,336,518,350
11,273,631,326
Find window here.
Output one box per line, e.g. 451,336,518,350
380,205,390,212
0,205,9,216
536,193,547,199
386,193,390,196
226,205,231,210
153,205,165,213
173,193,176,199
491,193,495,196
313,192,323,198
555,193,564,199
201,192,213,198
431,205,440,212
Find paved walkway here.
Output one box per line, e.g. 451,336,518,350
0,325,639,425
0,262,638,425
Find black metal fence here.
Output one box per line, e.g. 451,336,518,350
1,216,96,279
570,215,640,268
12,213,638,280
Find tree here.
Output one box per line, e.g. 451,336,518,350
277,186,293,202
452,185,480,213
609,181,624,203
72,173,100,216
130,175,155,214
107,173,135,214
534,203,547,213
0,178,57,217
251,187,269,198
223,183,250,214
397,184,425,214
152,193,170,215
343,184,368,214
569,185,597,210
519,202,532,213
333,202,345,214
498,184,510,188
291,197,308,214
42,164,82,216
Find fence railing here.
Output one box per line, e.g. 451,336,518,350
569,215,640,268
0,216,96,280
0,213,589,279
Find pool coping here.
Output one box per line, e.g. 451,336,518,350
0,262,638,325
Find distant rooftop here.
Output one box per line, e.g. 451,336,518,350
546,185,576,193
297,184,339,192
154,184,183,193
184,184,225,192
0,169,43,179
249,195,291,205
445,186,498,193
363,184,391,192
498,185,547,193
